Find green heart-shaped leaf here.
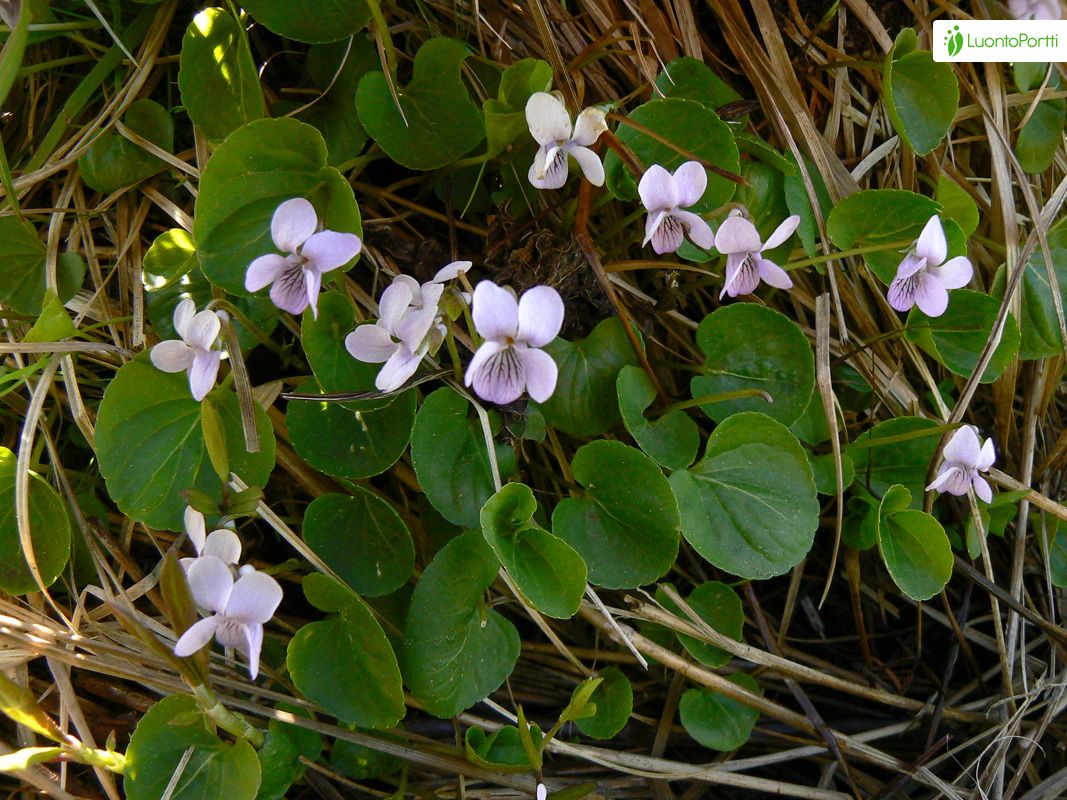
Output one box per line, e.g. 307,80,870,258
616,365,699,470
876,484,953,601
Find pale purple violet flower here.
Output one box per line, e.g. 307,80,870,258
886,215,972,317
1,0,21,28
536,785,547,800
526,92,607,190
181,506,241,572
1009,0,1061,20
465,281,563,405
715,209,799,298
149,298,222,401
639,162,715,254
245,198,362,318
345,262,471,392
174,557,282,679
927,426,996,503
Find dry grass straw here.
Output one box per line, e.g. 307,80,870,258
1,0,1066,797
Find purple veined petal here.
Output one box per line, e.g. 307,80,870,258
673,209,715,250
525,92,573,145
933,256,973,289
226,569,283,624
567,145,604,187
529,146,569,190
186,556,235,613
643,209,667,248
720,253,760,298
638,164,679,213
172,298,196,340
245,253,290,293
468,343,525,405
571,106,607,146
943,425,982,468
304,269,323,319
932,465,972,496
517,285,565,347
378,281,414,334
301,230,362,273
271,198,318,253
465,339,503,385
184,506,207,555
174,615,221,657
914,215,947,266
926,465,956,493
650,212,685,255
375,347,422,392
893,253,927,282
912,273,950,317
519,347,558,402
188,350,221,401
150,340,194,373
886,275,917,312
762,214,801,251
714,214,762,255
241,621,265,679
976,437,996,472
972,475,993,503
673,161,707,208
432,260,472,283
472,281,519,341
269,264,311,315
345,324,397,364
183,309,221,350
202,530,242,565
756,258,794,290
0,0,20,28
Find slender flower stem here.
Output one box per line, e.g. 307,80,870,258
656,388,772,416
364,0,396,78
781,240,911,271
444,325,463,383
192,685,265,748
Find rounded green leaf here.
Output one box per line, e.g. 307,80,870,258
552,441,680,589
241,0,370,43
287,597,405,729
669,412,818,580
0,448,71,594
401,530,520,718
0,217,85,315
256,707,323,800
1001,247,1067,359
541,318,641,437
877,484,952,601
412,388,517,528
826,189,941,284
846,416,940,507
691,304,814,426
655,57,741,109
124,695,261,800
574,667,632,740
656,581,743,668
604,98,739,211
883,28,959,156
935,175,979,238
301,39,379,165
143,228,196,284
178,8,264,142
807,451,856,496
481,483,586,619
485,58,553,157
905,289,1020,383
1017,98,1066,174
80,99,174,193
678,674,760,752
286,380,415,480
194,117,362,295
357,38,485,170
95,354,276,530
616,365,699,470
465,725,542,771
303,490,413,597
301,292,392,411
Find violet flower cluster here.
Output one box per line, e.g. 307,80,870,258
173,507,282,679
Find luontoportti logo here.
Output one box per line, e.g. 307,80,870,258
945,24,964,57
